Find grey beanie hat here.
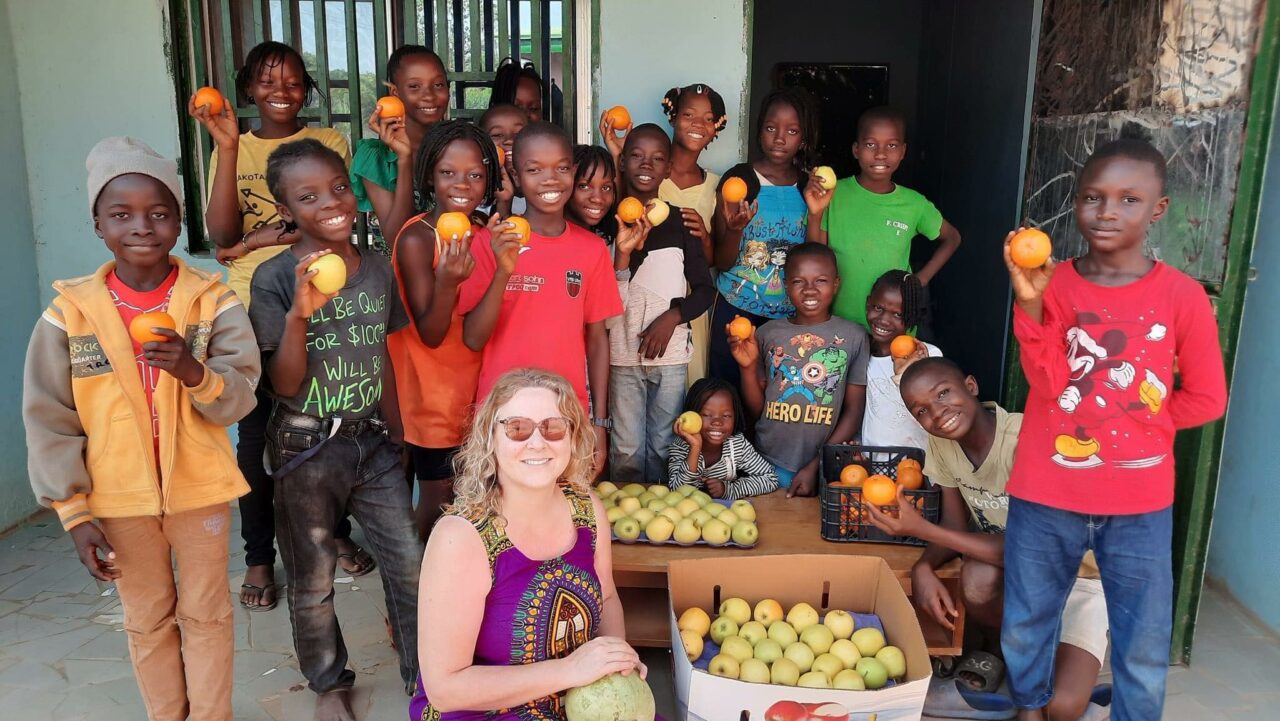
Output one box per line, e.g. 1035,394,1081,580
86,137,184,217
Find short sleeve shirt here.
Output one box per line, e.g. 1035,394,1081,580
823,178,943,327
753,316,870,471
349,138,403,214
457,222,623,408
248,247,408,420
862,342,942,450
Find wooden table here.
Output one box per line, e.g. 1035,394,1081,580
611,491,964,656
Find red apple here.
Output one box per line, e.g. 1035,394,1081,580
764,700,809,721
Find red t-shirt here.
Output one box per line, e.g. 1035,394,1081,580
106,267,179,457
1008,261,1227,514
458,222,622,408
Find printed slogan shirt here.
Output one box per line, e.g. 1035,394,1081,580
249,247,409,420
752,316,870,472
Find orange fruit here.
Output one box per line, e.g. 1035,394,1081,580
505,215,531,245
193,86,227,113
129,311,176,345
1010,228,1052,268
890,335,917,359
896,459,924,491
727,316,753,341
377,95,405,120
837,464,869,487
435,212,471,242
862,474,898,506
617,197,645,224
604,105,631,131
722,176,748,204
495,143,505,166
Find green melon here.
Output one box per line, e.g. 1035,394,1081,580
564,672,655,721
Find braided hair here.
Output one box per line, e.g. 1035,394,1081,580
489,57,544,108
235,41,319,107
755,87,821,172
411,119,503,215
661,83,728,140
870,269,926,329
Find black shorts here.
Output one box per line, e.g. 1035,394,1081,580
409,444,461,481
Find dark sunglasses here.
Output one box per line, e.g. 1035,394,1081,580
497,416,571,442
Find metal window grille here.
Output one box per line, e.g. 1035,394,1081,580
172,0,575,252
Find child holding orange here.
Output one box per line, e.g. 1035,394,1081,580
189,40,366,611
668,378,779,499
1002,139,1226,720
710,87,823,388
24,138,260,721
351,45,449,246
867,358,1109,719
728,243,868,496
861,270,943,450
387,120,503,539
806,106,961,329
607,124,714,483
248,140,422,717
458,122,623,477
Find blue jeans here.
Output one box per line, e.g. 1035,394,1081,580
1003,497,1172,720
608,364,687,484
268,410,423,693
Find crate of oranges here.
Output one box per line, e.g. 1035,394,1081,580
818,444,940,546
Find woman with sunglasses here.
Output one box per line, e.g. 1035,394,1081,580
410,368,647,719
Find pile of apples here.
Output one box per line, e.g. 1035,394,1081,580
597,481,759,547
677,598,907,690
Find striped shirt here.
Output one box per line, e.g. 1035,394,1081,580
667,433,780,500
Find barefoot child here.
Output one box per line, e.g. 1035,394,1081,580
711,87,821,388
248,140,423,718
388,120,502,540
189,40,366,610
351,45,449,245
861,270,942,450
608,124,714,483
668,378,779,499
1003,139,1227,720
867,358,1108,719
729,243,869,496
24,137,260,720
459,121,623,478
806,106,961,329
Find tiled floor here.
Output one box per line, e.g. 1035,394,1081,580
1,510,1276,720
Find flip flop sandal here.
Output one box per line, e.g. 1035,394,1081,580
955,650,1006,693
923,676,1017,720
239,583,279,612
933,655,959,679
337,545,377,577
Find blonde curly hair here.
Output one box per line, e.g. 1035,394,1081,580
448,368,596,523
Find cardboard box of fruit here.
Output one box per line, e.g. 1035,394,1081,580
597,481,759,548
669,555,930,721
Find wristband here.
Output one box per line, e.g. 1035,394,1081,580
591,417,613,431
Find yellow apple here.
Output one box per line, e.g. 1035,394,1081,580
814,165,837,190
677,607,711,637
649,485,670,498
716,510,739,527
630,508,655,528
770,657,800,686
851,627,886,657
829,638,862,669
731,521,759,546
718,597,752,626
703,503,725,517
645,515,675,543
673,517,702,545
659,507,683,525
707,653,739,679
680,629,703,662
645,499,667,513
855,657,888,689
823,609,856,640
875,645,907,679
709,616,738,644
798,671,830,688
605,506,627,523
307,253,347,294
621,483,647,497
800,624,835,655
701,518,732,546
613,517,641,541
675,498,700,517
787,602,820,632
691,490,713,506
595,481,618,497
645,198,670,225
636,492,656,507
738,620,767,645
689,508,713,527
811,652,844,681
833,668,866,690
783,641,815,673
738,658,771,684
767,620,798,646
618,497,642,514
720,635,754,664
754,598,784,627
752,638,783,664
676,411,702,434
730,499,756,521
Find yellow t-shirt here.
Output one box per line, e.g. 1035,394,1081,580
659,171,721,231
208,126,351,306
925,402,1099,578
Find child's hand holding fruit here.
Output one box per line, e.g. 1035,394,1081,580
613,213,652,261
492,217,526,276
188,89,239,151
142,327,204,386
802,171,833,216
435,229,475,286
865,486,926,538
723,197,759,232
367,102,411,161
726,321,759,369
1003,226,1056,324
290,250,340,320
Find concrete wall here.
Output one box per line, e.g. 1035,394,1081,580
1208,78,1280,635
595,0,751,174
0,2,41,529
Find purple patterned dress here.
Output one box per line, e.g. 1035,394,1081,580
411,483,603,720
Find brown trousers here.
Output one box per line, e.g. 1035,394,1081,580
102,504,234,721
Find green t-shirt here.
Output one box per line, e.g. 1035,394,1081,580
822,177,943,327
349,138,400,214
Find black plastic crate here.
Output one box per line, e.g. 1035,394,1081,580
819,444,941,546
